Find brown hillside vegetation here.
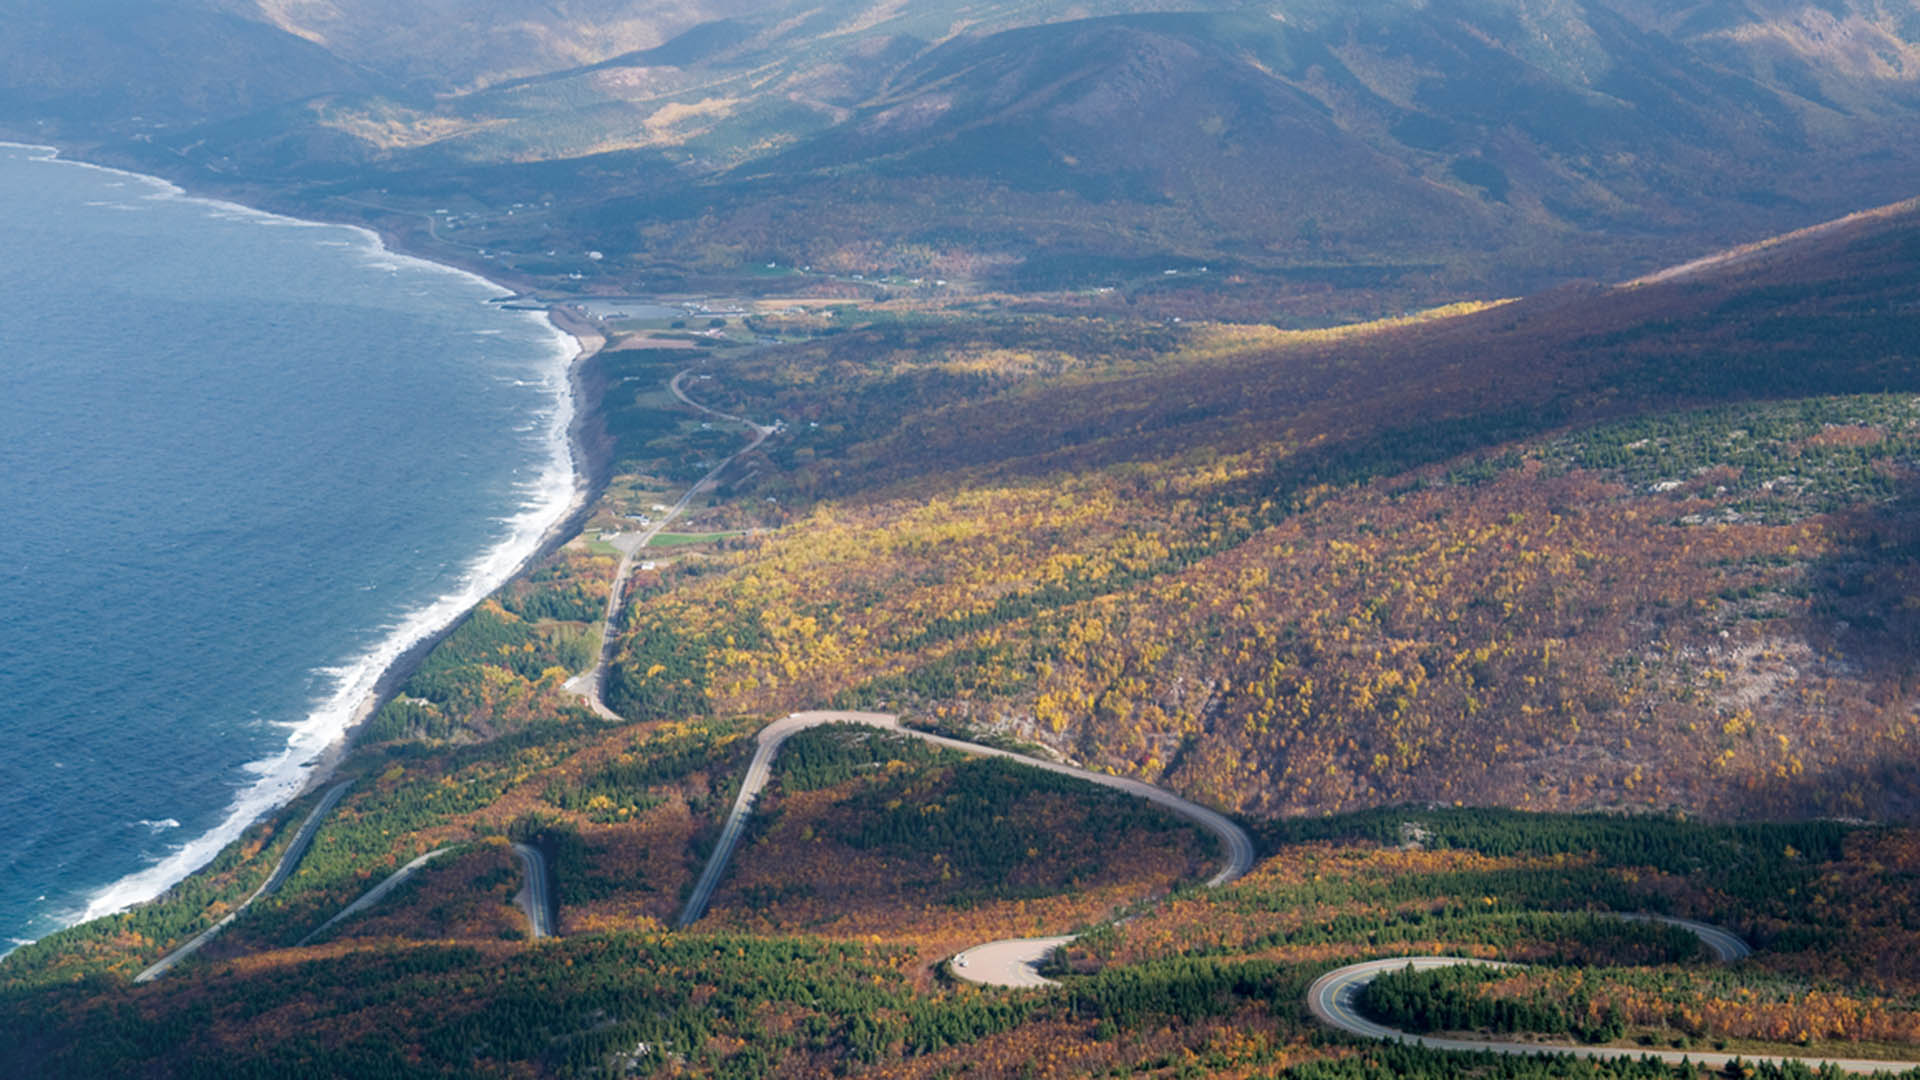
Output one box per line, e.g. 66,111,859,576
12,808,1920,1077
8,208,1920,1080
610,201,1920,822
702,731,1211,965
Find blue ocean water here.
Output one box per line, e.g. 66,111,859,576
0,145,578,950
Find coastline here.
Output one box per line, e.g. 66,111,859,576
0,140,613,942
299,302,611,787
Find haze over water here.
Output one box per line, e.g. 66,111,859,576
0,145,576,950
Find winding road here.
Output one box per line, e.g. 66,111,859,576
296,846,454,946
1613,912,1751,964
542,347,1912,1068
512,841,556,939
563,365,775,721
676,710,1255,987
1308,918,1916,1074
950,935,1079,989
295,840,554,945
134,780,354,982
561,353,1251,976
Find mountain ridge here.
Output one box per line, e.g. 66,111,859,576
10,0,1920,315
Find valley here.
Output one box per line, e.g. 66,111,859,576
5,2,1920,1077
7,193,1920,1076
13,1,1920,322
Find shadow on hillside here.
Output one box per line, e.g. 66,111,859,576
1742,479,1920,821
1803,484,1920,684
1750,750,1920,824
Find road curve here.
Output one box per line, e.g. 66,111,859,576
677,712,866,929
512,842,556,939
1615,912,1752,964
667,367,778,437
295,846,454,946
134,780,354,982
950,936,1077,989
563,367,774,721
1308,919,1916,1074
676,711,1255,960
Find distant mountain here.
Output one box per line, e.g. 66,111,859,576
6,0,1920,306
215,0,1204,93
221,0,783,92
565,1,1920,296
0,0,388,125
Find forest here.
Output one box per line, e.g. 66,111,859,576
597,211,1920,826
9,200,1920,1078
8,799,1920,1077
701,725,1215,959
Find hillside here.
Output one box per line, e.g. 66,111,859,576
9,0,1920,314
0,0,390,125
10,803,1920,1075
222,0,1201,93
5,196,1920,1078
570,2,1920,300
600,197,1920,822
9,3,1920,1075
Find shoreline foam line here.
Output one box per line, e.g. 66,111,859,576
0,143,590,938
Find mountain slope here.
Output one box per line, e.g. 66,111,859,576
605,198,1920,821
0,0,389,125
7,0,1920,311
539,0,1920,302
223,0,1234,92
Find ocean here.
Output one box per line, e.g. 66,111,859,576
0,144,578,951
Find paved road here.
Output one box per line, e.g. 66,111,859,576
897,726,1255,891
561,528,650,723
677,712,861,928
667,368,778,437
563,367,774,721
296,847,454,946
1307,919,1916,1074
512,842,556,939
134,780,354,982
1615,912,1751,964
676,711,1256,965
950,936,1077,989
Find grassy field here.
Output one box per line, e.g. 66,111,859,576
646,530,745,547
